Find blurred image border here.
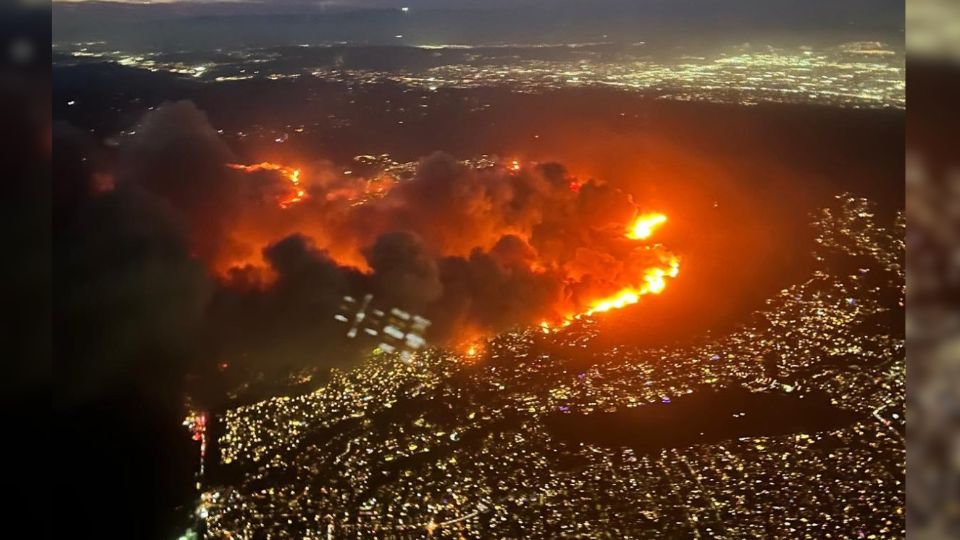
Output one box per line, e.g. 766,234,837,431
906,0,960,538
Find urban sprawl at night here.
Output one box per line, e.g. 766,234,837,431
202,195,904,538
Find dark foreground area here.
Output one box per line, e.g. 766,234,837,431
545,386,865,452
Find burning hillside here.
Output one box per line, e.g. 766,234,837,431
220,154,681,334
76,101,683,368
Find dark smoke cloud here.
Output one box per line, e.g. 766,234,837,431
118,101,242,263
490,234,539,269
53,121,212,539
54,123,212,406
56,101,676,382
208,234,367,374
364,231,443,310
342,152,579,258
430,243,564,340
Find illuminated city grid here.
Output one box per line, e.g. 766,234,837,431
57,42,903,109
201,194,904,538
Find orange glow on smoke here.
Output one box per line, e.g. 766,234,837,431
324,174,395,204
626,212,667,240
92,172,116,193
218,156,680,336
227,162,306,208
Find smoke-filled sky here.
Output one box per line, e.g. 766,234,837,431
56,100,689,391
145,101,681,335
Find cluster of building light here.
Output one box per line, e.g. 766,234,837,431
57,41,904,109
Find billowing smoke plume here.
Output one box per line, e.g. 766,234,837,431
69,101,679,375
53,120,213,538
117,101,240,264
208,234,365,373
365,231,443,310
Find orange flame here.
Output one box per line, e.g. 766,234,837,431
461,341,486,361
227,162,305,208
582,255,680,316
626,212,667,240
222,159,679,335
566,211,679,320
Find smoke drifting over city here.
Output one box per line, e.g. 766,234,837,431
59,100,682,376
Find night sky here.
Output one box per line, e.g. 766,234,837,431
55,0,904,50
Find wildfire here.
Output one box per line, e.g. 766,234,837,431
222,156,680,338
582,255,680,316
627,212,668,240
227,162,306,208
573,211,680,319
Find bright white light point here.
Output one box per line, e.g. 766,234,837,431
401,7,409,12
395,34,404,39
67,100,76,106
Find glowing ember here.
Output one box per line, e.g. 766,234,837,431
183,408,208,476
627,212,668,240
227,162,305,208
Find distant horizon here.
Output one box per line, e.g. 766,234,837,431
54,0,903,52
